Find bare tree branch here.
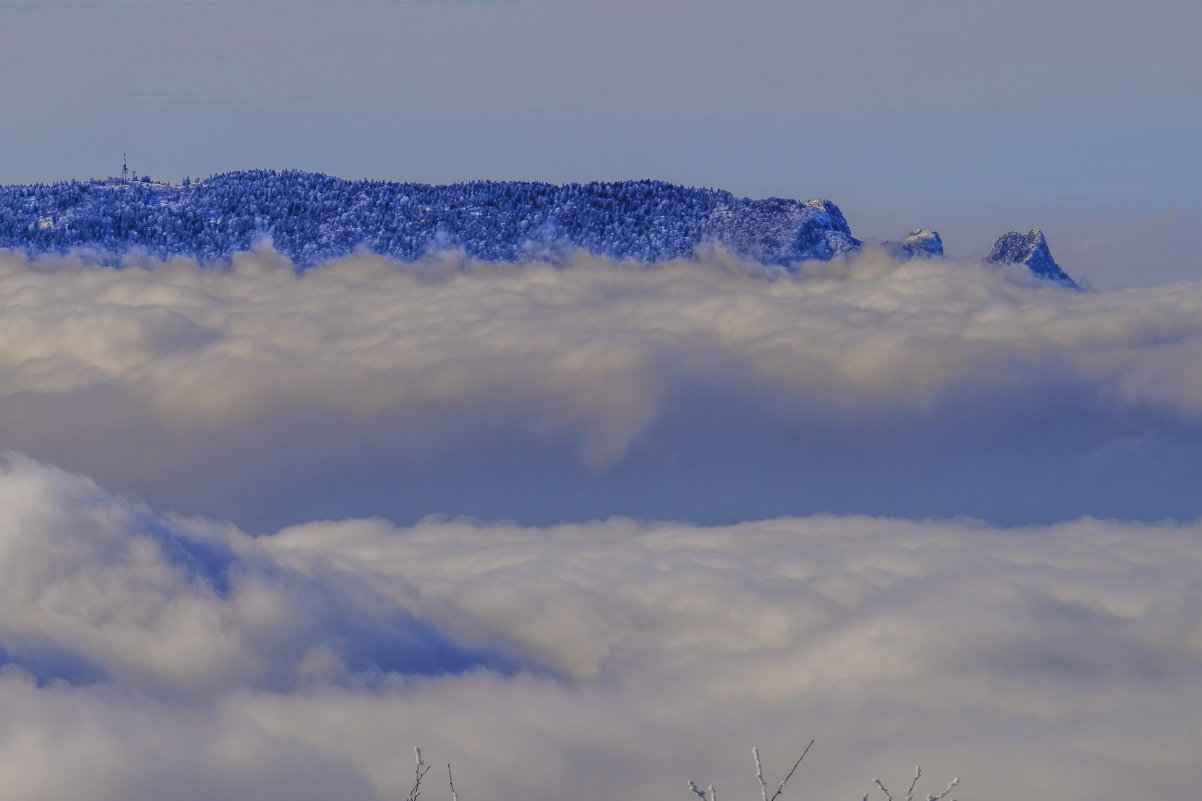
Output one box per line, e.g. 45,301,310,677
905,766,921,801
767,739,815,801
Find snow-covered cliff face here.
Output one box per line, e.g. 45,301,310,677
988,229,1078,288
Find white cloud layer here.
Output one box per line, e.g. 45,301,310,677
0,453,1200,801
2,246,1201,527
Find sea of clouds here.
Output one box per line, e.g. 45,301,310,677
2,454,1201,801
2,245,1202,800
2,246,1202,527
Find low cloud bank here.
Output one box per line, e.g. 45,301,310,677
2,246,1202,526
1,454,1200,801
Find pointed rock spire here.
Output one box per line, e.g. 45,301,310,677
988,229,1078,288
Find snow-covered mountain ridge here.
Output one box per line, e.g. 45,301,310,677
0,170,1074,285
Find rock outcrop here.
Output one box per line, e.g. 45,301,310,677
988,229,1078,288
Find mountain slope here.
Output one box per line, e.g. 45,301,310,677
0,171,859,268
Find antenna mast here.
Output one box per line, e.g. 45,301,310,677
122,154,129,182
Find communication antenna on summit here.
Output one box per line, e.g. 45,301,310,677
122,154,129,182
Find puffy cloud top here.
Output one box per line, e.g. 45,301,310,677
1,247,1201,526
1,454,1201,801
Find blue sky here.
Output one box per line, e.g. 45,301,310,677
2,0,1199,286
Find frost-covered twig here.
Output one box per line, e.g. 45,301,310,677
448,763,459,801
688,780,708,801
406,747,431,801
926,777,958,801
870,768,958,801
753,747,769,801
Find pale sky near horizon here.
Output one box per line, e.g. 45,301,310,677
1,0,1199,286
